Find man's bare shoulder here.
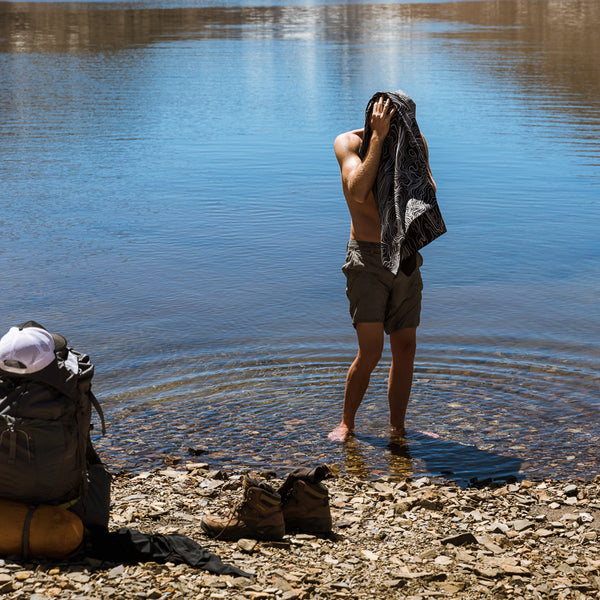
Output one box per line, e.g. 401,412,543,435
334,129,363,164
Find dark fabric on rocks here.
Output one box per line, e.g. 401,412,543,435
359,90,447,276
88,528,252,578
277,464,330,501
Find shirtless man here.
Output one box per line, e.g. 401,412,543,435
329,95,431,442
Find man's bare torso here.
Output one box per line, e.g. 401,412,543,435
335,124,436,246
334,129,382,243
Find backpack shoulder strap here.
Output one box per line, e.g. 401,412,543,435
89,390,106,435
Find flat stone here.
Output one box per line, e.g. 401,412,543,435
512,519,535,532
274,577,293,592
488,521,509,533
500,564,532,576
475,567,500,579
535,528,554,537
237,538,258,553
68,574,91,583
479,539,504,554
107,565,125,579
563,484,579,496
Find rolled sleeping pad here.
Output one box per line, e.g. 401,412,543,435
0,498,84,558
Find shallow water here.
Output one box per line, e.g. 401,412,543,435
1,0,599,484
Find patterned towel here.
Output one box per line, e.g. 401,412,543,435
359,90,446,275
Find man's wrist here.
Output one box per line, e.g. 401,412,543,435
370,131,386,145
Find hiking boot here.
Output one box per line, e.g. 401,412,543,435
200,477,285,541
281,479,332,534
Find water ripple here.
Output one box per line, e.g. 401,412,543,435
93,340,600,484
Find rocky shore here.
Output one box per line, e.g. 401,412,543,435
2,464,600,599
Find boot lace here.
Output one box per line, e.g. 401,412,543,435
212,493,249,540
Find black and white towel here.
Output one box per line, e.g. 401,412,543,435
359,90,447,275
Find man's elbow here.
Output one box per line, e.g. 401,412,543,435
346,182,369,204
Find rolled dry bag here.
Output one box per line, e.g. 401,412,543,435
0,498,84,558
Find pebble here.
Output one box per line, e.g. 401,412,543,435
238,539,258,553
2,468,600,599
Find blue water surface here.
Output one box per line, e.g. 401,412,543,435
1,0,599,482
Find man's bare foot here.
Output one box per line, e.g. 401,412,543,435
328,424,353,442
389,426,406,438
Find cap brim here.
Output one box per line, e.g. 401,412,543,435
51,332,67,351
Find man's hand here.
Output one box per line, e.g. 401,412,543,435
369,96,395,140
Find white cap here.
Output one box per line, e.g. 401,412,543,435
0,326,57,375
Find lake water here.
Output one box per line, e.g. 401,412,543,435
1,0,598,485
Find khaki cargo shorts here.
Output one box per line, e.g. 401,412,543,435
342,240,423,334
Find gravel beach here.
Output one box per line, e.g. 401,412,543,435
2,464,600,599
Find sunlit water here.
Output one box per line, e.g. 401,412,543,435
1,0,598,485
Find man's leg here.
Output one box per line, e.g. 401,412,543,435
388,327,417,437
328,322,384,442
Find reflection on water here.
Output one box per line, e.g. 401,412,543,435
2,0,600,126
1,0,599,482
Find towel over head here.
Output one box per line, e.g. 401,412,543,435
359,90,446,275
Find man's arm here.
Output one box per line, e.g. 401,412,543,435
334,97,395,203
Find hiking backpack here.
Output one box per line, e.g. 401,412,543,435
0,322,110,532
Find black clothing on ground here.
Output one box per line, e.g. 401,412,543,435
88,528,252,578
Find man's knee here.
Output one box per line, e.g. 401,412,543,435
357,346,383,371
390,327,417,357
355,322,385,371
